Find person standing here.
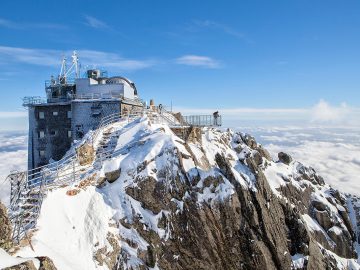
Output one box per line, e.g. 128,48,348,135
213,111,219,126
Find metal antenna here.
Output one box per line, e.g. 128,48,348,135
59,55,67,79
72,51,79,78
64,51,80,79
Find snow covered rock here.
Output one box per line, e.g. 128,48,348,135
7,116,360,269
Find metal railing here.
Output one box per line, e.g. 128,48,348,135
6,111,144,242
23,93,145,106
72,92,122,100
22,96,47,106
153,107,222,128
6,107,221,242
183,115,222,127
45,79,75,88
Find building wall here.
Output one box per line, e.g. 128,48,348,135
71,100,121,140
28,104,72,170
123,83,135,100
27,99,144,170
76,78,125,96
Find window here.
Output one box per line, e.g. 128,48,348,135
39,131,45,139
67,111,72,119
39,112,45,119
68,130,72,138
49,130,58,136
39,150,45,157
53,111,58,116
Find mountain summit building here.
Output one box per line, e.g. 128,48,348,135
23,52,143,170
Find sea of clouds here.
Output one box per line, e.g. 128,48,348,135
0,99,359,204
236,126,360,196
0,131,27,205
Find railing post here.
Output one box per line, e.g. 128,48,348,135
56,163,59,182
72,159,75,182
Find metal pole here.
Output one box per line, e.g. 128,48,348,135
56,163,59,182
72,159,75,182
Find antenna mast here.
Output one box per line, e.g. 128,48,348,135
59,55,67,83
56,52,80,84
72,51,80,78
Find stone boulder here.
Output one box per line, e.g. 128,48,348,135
76,143,95,166
105,169,121,183
37,256,58,270
278,152,292,165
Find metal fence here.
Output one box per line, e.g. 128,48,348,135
182,115,222,127
6,108,222,242
7,111,145,243
22,96,47,106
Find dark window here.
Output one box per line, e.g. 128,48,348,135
49,130,58,136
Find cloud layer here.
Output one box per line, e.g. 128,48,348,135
0,46,156,71
311,99,350,123
175,55,220,68
0,131,27,205
238,126,360,196
0,17,66,30
83,15,109,29
0,45,222,72
175,100,360,127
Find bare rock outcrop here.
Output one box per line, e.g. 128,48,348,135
37,256,58,270
113,128,359,269
3,260,37,270
0,203,57,269
0,201,12,251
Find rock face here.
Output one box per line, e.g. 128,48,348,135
3,260,37,270
0,201,12,251
0,202,57,269
92,120,360,270
37,256,58,270
8,118,358,270
3,257,58,270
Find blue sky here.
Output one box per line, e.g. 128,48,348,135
0,0,360,129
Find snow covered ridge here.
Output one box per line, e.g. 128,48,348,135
2,114,360,269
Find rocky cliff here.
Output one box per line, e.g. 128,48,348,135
0,201,57,270
6,116,360,269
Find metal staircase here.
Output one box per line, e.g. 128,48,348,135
5,111,144,243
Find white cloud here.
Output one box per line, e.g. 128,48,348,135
238,126,360,196
0,46,61,66
0,131,27,206
265,140,360,196
78,50,155,70
174,100,360,127
83,15,109,29
191,20,253,43
0,111,27,118
0,46,155,71
311,99,350,123
174,107,306,115
0,17,66,30
175,55,220,68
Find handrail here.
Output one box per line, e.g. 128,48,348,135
7,110,144,242
7,108,221,242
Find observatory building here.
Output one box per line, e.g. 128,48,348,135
23,52,144,170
